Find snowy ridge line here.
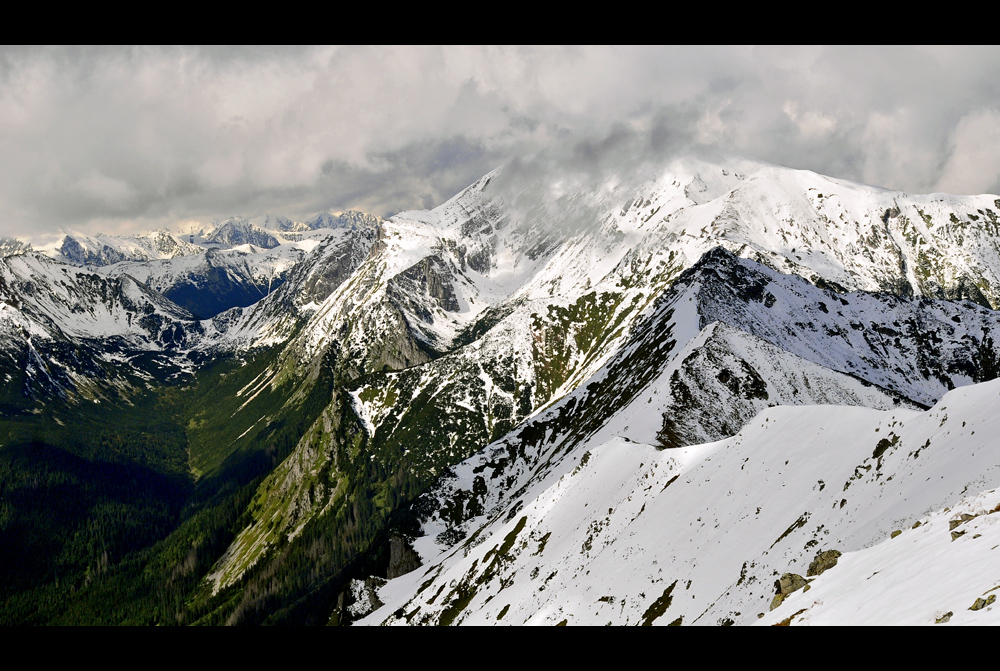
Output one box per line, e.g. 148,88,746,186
360,378,1000,626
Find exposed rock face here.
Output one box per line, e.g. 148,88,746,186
949,513,976,530
354,303,434,376
769,573,809,611
807,550,842,577
387,255,461,321
349,577,387,619
59,236,129,266
776,573,809,595
0,237,30,257
299,229,378,306
385,254,462,351
970,594,996,611
330,577,387,625
387,535,421,579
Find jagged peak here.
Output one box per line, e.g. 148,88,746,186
305,210,382,231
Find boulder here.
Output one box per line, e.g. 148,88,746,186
769,593,786,611
970,594,996,611
807,550,842,577
776,573,809,595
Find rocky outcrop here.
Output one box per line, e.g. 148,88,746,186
970,594,996,611
385,254,462,351
807,550,842,577
387,255,461,320
306,211,382,231
298,229,378,306
387,535,421,579
330,577,387,626
770,573,810,611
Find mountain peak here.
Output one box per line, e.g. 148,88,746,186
305,210,382,231
205,219,280,249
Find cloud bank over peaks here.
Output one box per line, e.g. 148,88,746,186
2,46,1000,238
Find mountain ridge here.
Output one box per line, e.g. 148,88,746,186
4,149,1000,625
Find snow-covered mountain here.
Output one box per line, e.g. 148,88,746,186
104,236,328,320
306,211,382,231
5,149,1000,626
0,237,31,257
34,229,203,266
163,150,1000,625
0,251,208,401
202,218,281,249
359,378,1000,626
221,149,1000,400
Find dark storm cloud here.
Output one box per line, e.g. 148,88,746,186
487,109,708,240
3,46,1000,238
309,136,502,217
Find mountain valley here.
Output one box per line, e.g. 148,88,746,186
3,149,1000,625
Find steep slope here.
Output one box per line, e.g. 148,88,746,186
581,148,1000,308
402,249,1000,552
756,486,1000,626
7,148,1000,626
181,151,1000,625
360,378,1000,626
0,251,206,401
160,150,1000,408
252,149,1000,428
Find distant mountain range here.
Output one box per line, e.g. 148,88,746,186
2,151,999,625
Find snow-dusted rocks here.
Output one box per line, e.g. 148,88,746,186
361,379,1000,626
7,149,1000,625
36,229,202,266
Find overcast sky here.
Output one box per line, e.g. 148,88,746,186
3,45,1000,239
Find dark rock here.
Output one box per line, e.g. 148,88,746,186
775,572,809,595
807,550,842,577
387,534,421,579
970,594,996,611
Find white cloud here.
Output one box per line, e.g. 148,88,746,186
1,46,1000,236
935,109,1000,195
783,101,837,139
74,171,135,205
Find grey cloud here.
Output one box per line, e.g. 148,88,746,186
311,136,502,218
3,46,1000,238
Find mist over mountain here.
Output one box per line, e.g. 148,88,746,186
2,150,1000,625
